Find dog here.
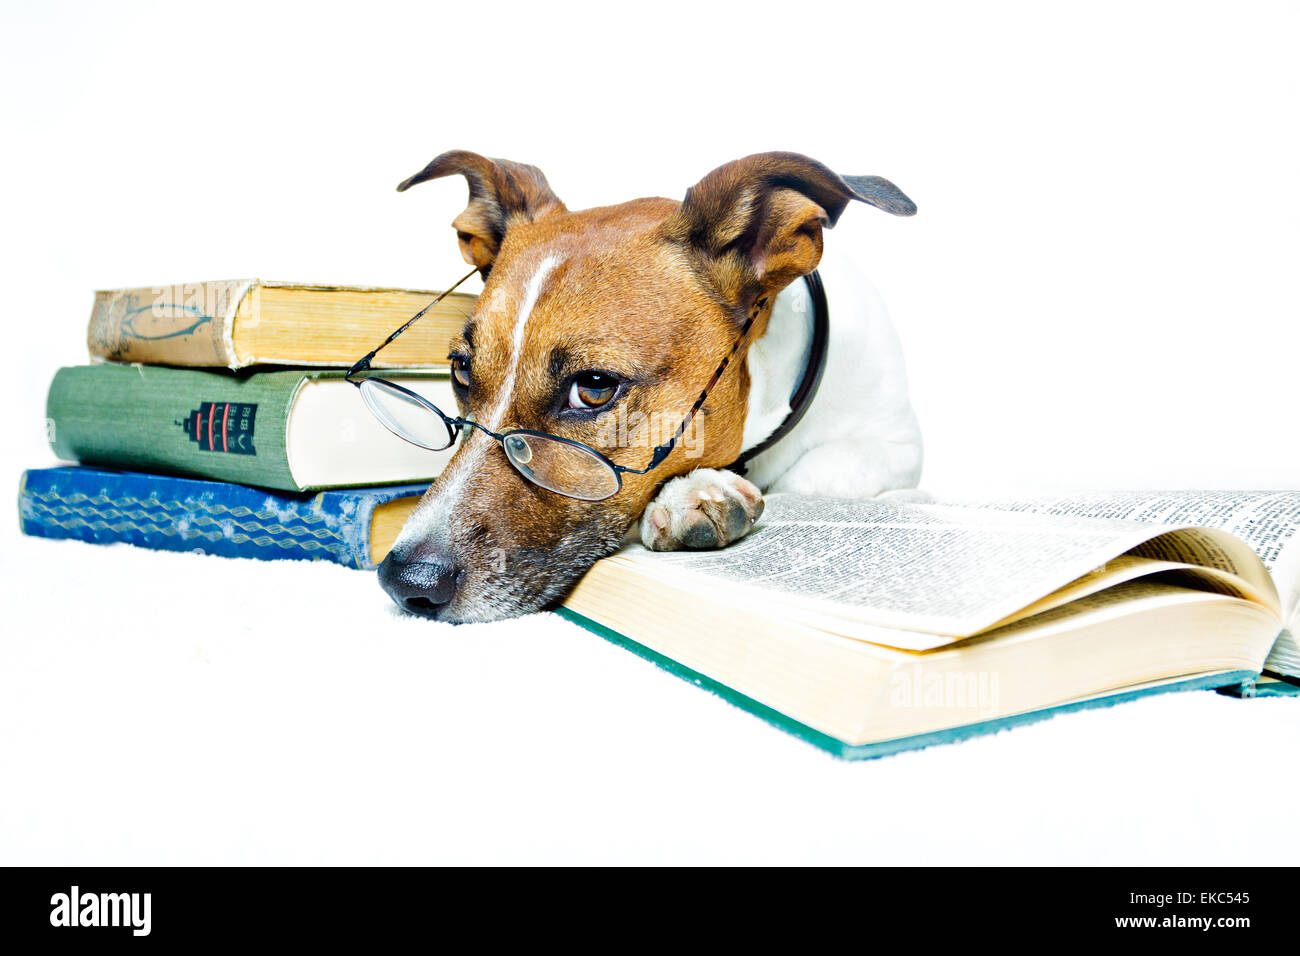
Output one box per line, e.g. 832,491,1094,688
379,150,922,622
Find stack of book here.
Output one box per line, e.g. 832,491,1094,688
20,278,476,569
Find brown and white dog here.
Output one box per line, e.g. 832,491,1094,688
379,150,922,622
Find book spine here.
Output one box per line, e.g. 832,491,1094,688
47,364,301,490
18,467,425,570
87,280,252,368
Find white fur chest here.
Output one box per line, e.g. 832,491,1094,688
739,244,923,496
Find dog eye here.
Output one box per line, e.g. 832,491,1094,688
450,356,471,390
567,372,618,410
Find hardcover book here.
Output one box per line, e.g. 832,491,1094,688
19,466,426,569
46,364,459,492
559,491,1300,757
87,279,477,369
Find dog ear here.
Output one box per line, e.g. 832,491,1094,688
397,150,567,275
661,151,915,309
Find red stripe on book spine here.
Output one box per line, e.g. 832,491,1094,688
208,405,214,451
222,403,230,452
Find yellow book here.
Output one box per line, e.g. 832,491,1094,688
87,279,476,369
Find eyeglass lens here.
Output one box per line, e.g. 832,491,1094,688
500,432,621,501
357,378,458,451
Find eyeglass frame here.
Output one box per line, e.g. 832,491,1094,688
345,267,769,501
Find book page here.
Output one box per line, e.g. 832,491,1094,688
983,555,1275,631
609,495,1255,643
966,577,1256,645
1267,630,1299,675
949,492,1300,620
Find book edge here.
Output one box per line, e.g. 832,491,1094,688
91,280,472,294
221,280,256,368
554,607,1258,759
321,481,430,570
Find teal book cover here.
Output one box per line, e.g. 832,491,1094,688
1219,675,1300,699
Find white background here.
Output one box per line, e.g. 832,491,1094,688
1,0,1297,864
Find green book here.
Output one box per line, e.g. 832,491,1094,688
46,364,457,491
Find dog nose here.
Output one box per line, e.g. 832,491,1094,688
378,550,459,617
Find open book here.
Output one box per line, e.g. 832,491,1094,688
559,491,1300,757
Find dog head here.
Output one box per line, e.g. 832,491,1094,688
379,149,914,621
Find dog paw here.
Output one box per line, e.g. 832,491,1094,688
639,469,765,552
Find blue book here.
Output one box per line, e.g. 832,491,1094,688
19,465,427,570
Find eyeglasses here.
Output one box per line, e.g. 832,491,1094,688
347,268,765,501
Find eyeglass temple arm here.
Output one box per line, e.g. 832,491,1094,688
614,297,766,476
345,267,479,381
